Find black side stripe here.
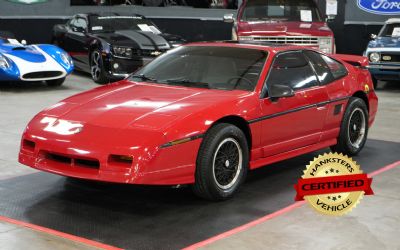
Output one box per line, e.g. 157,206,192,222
248,96,350,124
160,134,204,148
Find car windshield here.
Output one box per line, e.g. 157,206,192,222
379,23,400,37
88,16,161,33
129,46,268,91
241,0,321,22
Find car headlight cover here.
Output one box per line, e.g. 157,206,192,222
60,52,72,67
0,54,10,69
318,37,333,54
113,46,133,58
369,52,380,63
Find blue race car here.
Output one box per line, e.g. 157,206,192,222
0,31,73,86
364,18,400,89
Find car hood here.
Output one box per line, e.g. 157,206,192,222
93,30,171,50
0,44,46,63
367,37,400,49
41,81,247,131
237,21,332,36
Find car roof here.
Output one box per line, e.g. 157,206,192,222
386,18,400,24
185,41,311,52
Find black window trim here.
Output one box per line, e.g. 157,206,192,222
260,49,321,99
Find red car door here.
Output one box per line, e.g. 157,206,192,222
303,50,350,142
256,51,329,157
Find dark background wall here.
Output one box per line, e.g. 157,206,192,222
0,0,395,55
0,18,233,45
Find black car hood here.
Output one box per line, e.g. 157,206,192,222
95,30,171,50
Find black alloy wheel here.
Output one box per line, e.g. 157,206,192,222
193,123,249,201
90,50,108,84
331,97,369,156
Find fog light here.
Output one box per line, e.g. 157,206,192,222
113,63,119,69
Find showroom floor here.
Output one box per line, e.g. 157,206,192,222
0,75,399,250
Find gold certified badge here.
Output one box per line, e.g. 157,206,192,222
294,152,373,216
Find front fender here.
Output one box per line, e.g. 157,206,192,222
161,92,260,148
37,44,74,74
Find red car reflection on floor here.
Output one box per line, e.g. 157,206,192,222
19,41,378,200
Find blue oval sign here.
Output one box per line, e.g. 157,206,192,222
358,0,400,15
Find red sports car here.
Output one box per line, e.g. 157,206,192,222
19,42,378,200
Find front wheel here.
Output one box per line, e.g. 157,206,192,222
90,50,108,84
46,77,65,87
331,97,369,156
192,123,249,201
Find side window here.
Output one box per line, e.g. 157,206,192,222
267,51,318,91
321,54,347,80
304,50,334,85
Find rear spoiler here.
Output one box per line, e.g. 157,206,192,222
334,54,369,68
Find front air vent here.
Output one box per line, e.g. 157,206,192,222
46,152,72,165
23,71,63,79
22,139,35,152
12,47,26,51
75,159,100,169
44,151,100,170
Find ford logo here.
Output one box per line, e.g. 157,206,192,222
358,0,400,15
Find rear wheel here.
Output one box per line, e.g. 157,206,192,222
46,77,65,87
331,97,369,156
192,123,248,201
90,50,108,84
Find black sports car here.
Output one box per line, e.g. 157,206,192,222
53,13,186,83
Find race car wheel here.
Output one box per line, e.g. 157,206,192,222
193,123,248,201
331,97,369,156
90,50,108,84
46,77,65,87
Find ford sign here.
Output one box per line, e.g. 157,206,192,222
358,0,400,15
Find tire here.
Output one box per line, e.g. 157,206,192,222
331,97,369,156
192,123,249,201
371,76,378,90
46,77,65,87
90,49,108,84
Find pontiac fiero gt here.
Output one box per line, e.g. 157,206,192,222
19,42,378,200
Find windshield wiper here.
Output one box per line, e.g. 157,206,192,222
164,79,209,88
130,74,158,82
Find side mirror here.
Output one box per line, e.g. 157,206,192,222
269,84,295,100
370,34,377,40
223,13,235,23
21,40,27,45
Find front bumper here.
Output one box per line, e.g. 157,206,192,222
106,56,155,80
368,63,400,80
19,132,201,185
